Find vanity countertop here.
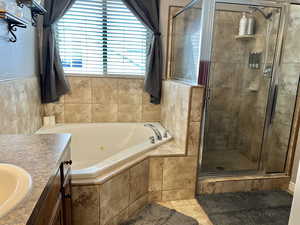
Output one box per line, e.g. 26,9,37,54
0,134,71,225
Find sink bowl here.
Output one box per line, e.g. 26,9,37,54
0,164,32,218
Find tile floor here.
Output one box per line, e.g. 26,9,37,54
156,199,213,225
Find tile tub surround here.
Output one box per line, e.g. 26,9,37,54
0,134,71,225
71,80,205,225
72,159,149,225
161,81,204,154
43,76,161,123
0,77,42,135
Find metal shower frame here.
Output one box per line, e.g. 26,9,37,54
176,0,291,175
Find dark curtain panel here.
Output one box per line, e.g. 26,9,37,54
40,0,76,103
122,0,162,104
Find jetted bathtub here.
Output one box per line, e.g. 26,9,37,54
37,123,171,184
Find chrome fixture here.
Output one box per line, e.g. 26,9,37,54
249,6,273,20
144,124,162,140
263,65,273,78
149,136,155,144
163,130,169,138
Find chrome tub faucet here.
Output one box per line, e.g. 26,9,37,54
144,124,162,141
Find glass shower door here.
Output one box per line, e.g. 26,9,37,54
200,1,283,175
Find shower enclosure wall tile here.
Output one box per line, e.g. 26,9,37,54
65,77,92,104
198,177,289,194
282,6,300,63
279,64,300,96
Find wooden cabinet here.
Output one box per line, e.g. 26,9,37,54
28,150,72,225
50,197,64,225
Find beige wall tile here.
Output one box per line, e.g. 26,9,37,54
65,104,92,123
105,209,128,225
187,122,201,156
142,104,161,122
0,81,18,134
160,81,192,150
92,78,119,104
198,177,290,194
43,77,161,123
190,87,204,122
0,78,42,135
72,185,100,225
65,77,92,104
129,159,149,204
43,103,64,123
163,157,197,190
118,79,143,105
162,189,195,201
128,194,149,218
100,171,130,225
118,104,142,122
142,91,152,105
149,158,164,192
92,104,118,122
148,191,162,202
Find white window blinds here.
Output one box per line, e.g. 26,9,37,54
56,0,150,76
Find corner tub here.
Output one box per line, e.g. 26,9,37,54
37,123,172,184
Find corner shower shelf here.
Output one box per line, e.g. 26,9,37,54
17,0,47,26
0,11,27,42
235,35,256,41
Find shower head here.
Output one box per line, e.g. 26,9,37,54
249,6,273,20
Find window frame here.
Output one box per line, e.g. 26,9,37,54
56,0,151,78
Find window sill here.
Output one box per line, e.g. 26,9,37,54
65,73,145,80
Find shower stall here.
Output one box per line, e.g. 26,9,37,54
169,0,300,178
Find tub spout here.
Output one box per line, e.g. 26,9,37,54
144,124,162,141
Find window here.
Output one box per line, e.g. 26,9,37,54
56,0,151,76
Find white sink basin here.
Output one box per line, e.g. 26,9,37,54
0,164,32,218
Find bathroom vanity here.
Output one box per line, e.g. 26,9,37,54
0,134,72,225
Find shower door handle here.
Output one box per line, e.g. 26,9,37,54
270,85,278,124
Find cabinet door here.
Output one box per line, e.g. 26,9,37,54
51,200,64,225
62,177,72,225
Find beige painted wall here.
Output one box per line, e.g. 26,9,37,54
0,0,42,134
